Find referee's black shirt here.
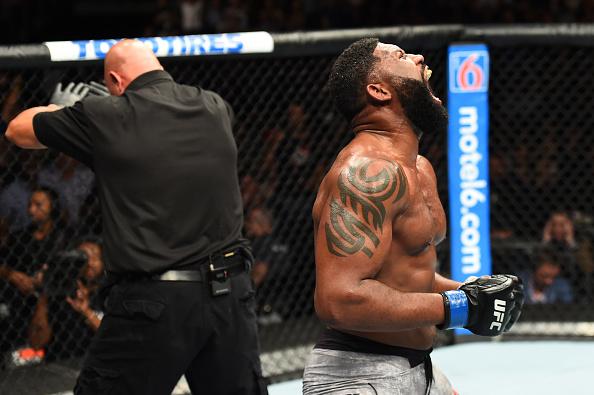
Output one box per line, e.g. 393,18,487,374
33,70,244,274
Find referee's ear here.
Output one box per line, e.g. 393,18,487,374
107,72,124,96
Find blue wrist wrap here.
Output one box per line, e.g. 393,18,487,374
443,290,469,329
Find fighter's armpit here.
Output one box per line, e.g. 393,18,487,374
324,158,407,258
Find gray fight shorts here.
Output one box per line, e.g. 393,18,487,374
302,348,455,395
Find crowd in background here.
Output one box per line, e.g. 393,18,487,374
1,61,594,367
1,0,594,368
3,0,594,44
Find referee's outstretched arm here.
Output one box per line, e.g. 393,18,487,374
5,104,59,148
6,80,92,148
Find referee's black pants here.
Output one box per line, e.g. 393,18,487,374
73,269,268,395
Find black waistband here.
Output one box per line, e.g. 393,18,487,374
106,245,252,282
315,327,432,368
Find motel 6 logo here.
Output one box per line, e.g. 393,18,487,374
449,50,490,93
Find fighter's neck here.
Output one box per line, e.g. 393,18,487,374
352,114,419,165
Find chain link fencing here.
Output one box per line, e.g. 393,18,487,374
0,26,593,392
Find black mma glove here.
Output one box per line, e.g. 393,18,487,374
503,275,524,331
437,274,517,336
86,81,110,97
49,82,89,107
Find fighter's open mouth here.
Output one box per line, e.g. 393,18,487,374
424,67,432,81
423,66,442,104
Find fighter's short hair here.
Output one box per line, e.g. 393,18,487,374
328,37,379,122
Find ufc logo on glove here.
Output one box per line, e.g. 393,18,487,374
489,299,506,331
438,274,524,336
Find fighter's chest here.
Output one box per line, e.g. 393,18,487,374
393,176,447,254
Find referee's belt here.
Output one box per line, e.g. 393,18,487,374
108,249,251,283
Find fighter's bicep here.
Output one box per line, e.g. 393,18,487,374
315,205,392,283
315,158,408,275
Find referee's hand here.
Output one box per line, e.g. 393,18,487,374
86,81,110,97
49,82,89,107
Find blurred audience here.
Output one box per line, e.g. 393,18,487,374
241,174,287,290
241,174,290,324
0,187,69,296
28,238,104,362
245,204,274,289
180,0,205,34
7,0,594,45
520,247,573,304
0,186,69,357
145,0,180,36
274,103,325,201
2,0,594,362
0,151,42,233
38,153,95,227
542,211,580,282
543,211,594,300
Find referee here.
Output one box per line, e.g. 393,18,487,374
6,39,267,395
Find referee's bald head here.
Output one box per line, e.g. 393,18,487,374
104,39,164,96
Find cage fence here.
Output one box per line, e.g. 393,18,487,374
0,26,593,392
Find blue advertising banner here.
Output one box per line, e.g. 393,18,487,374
44,32,274,62
447,44,492,292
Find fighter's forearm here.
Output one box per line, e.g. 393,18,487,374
315,279,445,332
433,273,462,293
5,105,60,149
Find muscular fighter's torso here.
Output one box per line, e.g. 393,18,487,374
312,133,447,350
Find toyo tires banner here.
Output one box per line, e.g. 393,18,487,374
447,43,492,288
43,31,274,61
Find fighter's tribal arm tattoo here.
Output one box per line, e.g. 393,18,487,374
325,159,407,258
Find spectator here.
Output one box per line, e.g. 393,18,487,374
520,247,573,304
145,0,180,37
543,210,594,300
0,187,69,356
245,205,274,289
179,0,205,34
0,186,68,296
241,174,290,323
245,210,290,324
38,152,95,227
0,150,42,232
221,0,248,32
204,0,224,32
274,102,325,202
542,211,580,281
543,211,577,248
28,239,105,361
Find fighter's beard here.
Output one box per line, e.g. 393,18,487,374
393,77,448,139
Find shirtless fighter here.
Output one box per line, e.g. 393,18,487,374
303,38,524,394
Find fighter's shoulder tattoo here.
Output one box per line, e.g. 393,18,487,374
324,158,408,258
